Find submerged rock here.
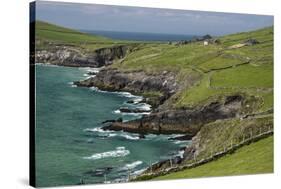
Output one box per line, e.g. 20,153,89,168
84,167,113,177
119,107,150,113
168,134,193,141
102,117,123,124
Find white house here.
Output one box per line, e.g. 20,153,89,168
203,41,209,46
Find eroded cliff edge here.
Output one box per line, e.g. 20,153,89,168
36,44,131,67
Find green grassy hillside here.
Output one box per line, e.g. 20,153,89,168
111,27,273,112
35,21,133,51
154,136,273,180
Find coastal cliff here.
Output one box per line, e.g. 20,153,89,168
36,45,130,67
103,95,245,135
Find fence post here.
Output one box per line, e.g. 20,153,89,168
230,140,233,148
150,161,152,174
170,158,173,168
260,127,262,135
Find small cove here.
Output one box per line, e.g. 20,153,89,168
35,64,190,187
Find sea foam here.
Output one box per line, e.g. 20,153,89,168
83,147,130,160
119,161,143,171
84,127,140,140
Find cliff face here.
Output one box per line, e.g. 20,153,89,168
103,95,244,135
74,68,179,107
35,45,129,67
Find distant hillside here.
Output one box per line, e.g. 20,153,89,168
35,21,112,44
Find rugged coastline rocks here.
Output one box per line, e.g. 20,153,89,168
74,68,178,107
103,95,244,136
36,45,130,67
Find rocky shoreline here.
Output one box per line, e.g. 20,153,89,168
74,68,178,108
36,44,131,67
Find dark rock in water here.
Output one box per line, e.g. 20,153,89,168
126,100,135,104
168,134,193,141
179,146,187,151
102,117,123,124
102,119,117,124
84,167,113,177
87,72,97,75
119,107,150,113
116,117,123,122
139,133,146,139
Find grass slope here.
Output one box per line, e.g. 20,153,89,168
35,21,135,51
154,136,273,180
110,27,273,111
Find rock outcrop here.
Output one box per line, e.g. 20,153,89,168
103,95,244,135
74,68,178,107
36,45,129,67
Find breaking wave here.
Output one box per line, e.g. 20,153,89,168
83,147,130,160
119,161,143,171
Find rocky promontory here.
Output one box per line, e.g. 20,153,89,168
36,45,130,67
74,68,179,107
103,95,244,135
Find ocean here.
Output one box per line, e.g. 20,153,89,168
82,30,196,42
35,64,190,187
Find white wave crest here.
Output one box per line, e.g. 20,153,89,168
119,134,139,140
113,109,151,116
137,103,152,111
67,81,77,88
83,147,130,160
120,161,143,171
84,127,112,133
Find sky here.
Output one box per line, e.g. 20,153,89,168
35,1,273,36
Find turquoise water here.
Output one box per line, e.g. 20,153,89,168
35,64,189,187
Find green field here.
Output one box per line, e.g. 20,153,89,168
154,136,273,180
110,27,273,110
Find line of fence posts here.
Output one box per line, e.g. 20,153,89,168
192,125,273,167
137,125,273,179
